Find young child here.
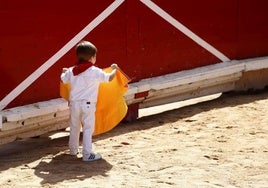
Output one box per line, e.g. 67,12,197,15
61,41,118,162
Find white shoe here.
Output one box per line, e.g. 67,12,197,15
83,153,102,162
69,149,79,155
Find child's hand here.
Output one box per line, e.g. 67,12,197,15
111,64,118,70
62,68,68,73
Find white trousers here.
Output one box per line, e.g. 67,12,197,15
69,101,96,157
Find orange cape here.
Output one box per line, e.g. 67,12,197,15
60,68,130,135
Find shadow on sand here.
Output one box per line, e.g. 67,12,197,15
34,153,112,185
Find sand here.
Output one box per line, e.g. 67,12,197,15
0,90,267,188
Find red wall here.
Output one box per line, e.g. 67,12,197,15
0,0,268,108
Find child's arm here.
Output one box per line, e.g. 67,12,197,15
108,64,118,81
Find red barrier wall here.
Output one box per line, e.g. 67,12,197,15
0,0,268,108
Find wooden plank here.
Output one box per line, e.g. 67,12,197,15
140,82,236,108
1,98,68,122
243,56,268,71
17,120,68,140
0,114,2,129
1,110,69,131
150,62,244,90
0,119,68,145
126,61,244,93
128,72,240,108
0,117,68,139
147,72,241,99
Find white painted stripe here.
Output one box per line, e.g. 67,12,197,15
140,0,231,62
0,0,125,111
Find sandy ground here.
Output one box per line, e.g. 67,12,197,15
0,90,267,188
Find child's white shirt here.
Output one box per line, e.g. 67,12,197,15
61,66,110,103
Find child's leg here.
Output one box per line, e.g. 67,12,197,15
69,104,82,154
81,102,96,157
